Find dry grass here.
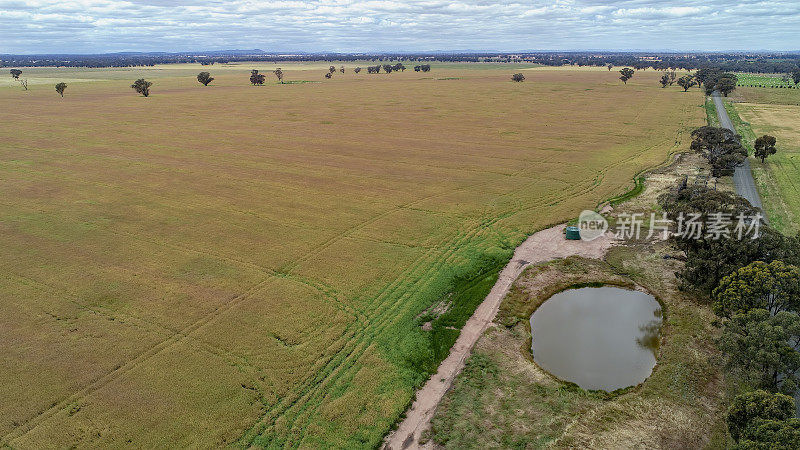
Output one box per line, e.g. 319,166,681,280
0,64,703,447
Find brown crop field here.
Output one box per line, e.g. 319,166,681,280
0,64,703,447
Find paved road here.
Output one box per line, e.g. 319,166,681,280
712,92,766,214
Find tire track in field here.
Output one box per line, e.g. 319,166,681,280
0,271,280,447
236,193,525,444
273,177,609,446
256,130,690,445
234,163,554,442
0,180,434,446
0,238,364,447
2,182,457,445
0,203,363,358
249,147,642,436
2,268,274,445
236,220,487,445
91,224,368,331
1,268,285,403
238,175,606,446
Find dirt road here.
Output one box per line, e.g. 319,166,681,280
384,224,616,449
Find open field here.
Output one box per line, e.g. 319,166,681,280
734,73,799,89
726,87,800,234
732,103,800,234
730,85,800,106
0,64,703,447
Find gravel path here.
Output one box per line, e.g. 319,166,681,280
383,224,616,449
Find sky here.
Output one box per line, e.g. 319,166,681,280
1,0,799,54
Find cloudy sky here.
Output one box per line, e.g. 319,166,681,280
2,0,799,54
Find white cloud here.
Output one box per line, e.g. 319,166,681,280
0,0,798,53
611,6,709,18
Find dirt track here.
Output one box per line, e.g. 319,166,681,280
384,224,617,449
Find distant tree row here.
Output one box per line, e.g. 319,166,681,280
3,52,798,72
360,63,410,74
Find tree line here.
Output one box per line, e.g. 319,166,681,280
4,51,799,72
656,124,799,448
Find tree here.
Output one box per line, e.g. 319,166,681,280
607,63,613,71
414,65,421,72
10,69,22,79
393,63,405,72
696,67,722,89
130,78,152,97
340,66,345,74
619,67,634,84
19,78,28,91
791,67,800,86
55,82,67,97
329,66,336,74
197,72,214,86
420,64,431,72
659,184,758,226
511,73,525,82
677,75,696,91
660,73,670,88
324,72,332,79
727,390,795,442
382,64,393,73
713,260,800,318
717,73,738,96
754,135,777,163
689,126,748,177
737,418,800,449
250,70,265,85
273,68,284,84
668,70,677,85
679,227,800,295
354,67,361,73
719,309,800,394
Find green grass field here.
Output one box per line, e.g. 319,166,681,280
0,64,704,447
734,73,799,89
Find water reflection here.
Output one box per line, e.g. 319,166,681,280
636,317,662,355
530,286,662,391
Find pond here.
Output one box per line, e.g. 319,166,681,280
530,286,662,391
